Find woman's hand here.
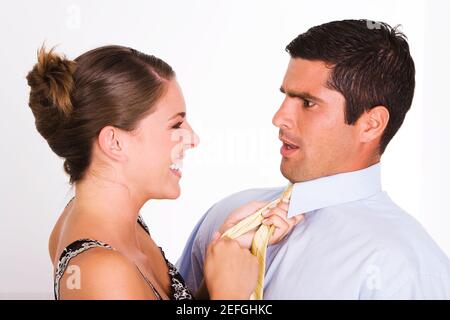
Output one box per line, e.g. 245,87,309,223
218,201,304,249
204,234,259,300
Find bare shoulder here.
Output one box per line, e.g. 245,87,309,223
58,247,154,300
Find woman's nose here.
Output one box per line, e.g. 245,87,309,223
185,122,199,149
189,130,200,149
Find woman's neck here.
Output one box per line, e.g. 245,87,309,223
71,173,148,253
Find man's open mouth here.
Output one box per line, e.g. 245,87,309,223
283,142,299,150
280,137,300,157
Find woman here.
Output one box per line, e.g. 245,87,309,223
26,45,295,300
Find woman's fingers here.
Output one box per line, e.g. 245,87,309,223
276,201,289,213
262,202,288,222
263,207,288,222
204,236,259,299
218,198,306,248
290,213,305,226
262,201,305,244
211,231,221,243
233,201,270,220
262,214,289,244
262,202,288,217
219,201,270,234
207,231,225,252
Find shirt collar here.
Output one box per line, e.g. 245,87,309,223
287,163,382,218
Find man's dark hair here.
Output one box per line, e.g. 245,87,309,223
286,19,415,154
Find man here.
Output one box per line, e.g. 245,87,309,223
177,19,450,299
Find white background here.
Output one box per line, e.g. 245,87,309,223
0,0,449,299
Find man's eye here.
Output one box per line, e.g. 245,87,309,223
172,121,183,129
303,100,315,108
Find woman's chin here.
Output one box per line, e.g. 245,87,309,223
165,183,181,199
146,181,181,200
166,190,181,199
147,172,182,199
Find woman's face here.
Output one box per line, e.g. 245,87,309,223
125,78,199,200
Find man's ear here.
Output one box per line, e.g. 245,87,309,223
358,106,390,143
97,126,128,162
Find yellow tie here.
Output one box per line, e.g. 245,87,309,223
221,184,293,300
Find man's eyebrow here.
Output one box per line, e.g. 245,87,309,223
279,87,324,103
168,112,186,121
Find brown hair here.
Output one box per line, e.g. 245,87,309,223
26,45,175,184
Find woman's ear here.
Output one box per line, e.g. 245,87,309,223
97,126,128,162
358,106,390,143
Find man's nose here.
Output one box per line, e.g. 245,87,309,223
272,101,291,129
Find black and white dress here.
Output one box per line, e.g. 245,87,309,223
53,198,194,300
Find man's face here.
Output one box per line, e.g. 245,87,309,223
273,58,360,183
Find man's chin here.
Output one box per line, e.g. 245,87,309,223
280,160,313,183
280,162,299,183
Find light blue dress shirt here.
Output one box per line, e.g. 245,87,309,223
177,163,450,299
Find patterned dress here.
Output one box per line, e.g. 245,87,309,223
53,198,194,300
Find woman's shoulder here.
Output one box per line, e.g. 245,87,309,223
56,241,152,299
61,243,129,272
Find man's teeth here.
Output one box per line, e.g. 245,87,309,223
285,142,298,150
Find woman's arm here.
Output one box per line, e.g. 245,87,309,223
195,200,304,300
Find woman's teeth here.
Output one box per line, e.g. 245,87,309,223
170,163,182,172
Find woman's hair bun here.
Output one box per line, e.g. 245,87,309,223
26,45,76,117
26,44,175,184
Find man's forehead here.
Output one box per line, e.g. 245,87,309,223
283,58,331,91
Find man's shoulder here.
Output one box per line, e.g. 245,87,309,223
311,192,450,279
327,191,426,238
211,186,284,211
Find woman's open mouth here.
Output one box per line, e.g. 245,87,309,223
169,162,182,178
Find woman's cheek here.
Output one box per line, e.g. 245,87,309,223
169,139,183,163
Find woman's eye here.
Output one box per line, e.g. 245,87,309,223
172,121,183,129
